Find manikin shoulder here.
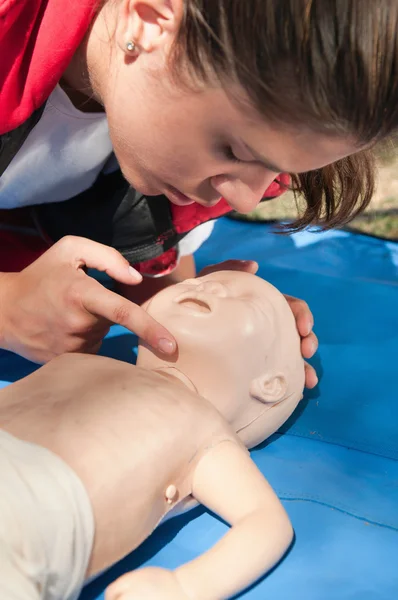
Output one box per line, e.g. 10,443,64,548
0,353,238,463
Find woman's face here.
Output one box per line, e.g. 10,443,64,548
86,0,360,213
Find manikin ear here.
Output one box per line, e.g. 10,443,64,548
115,0,183,54
249,373,288,405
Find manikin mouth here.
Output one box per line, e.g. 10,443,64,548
174,292,213,314
179,298,211,313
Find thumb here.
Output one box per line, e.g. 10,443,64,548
59,236,143,285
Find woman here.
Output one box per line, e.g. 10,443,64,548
1,0,397,383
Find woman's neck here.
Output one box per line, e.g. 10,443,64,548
59,77,104,113
61,35,104,113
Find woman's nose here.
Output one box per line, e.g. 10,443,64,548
211,170,278,213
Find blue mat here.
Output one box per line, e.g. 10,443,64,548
1,219,397,599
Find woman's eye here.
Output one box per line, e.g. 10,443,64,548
223,146,243,164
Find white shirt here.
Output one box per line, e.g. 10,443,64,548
0,85,214,256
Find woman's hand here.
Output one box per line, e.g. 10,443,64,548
0,236,176,363
283,294,318,389
198,259,318,389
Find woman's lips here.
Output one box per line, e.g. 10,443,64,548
166,186,196,206
166,186,223,208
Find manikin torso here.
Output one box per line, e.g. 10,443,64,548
0,354,242,573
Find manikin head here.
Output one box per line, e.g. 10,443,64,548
138,270,305,449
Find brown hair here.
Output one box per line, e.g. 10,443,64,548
171,0,398,229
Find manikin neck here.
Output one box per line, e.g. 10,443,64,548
151,366,198,395
150,366,247,435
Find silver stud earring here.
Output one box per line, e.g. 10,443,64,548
126,41,136,53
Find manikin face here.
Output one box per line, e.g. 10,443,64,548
138,271,305,448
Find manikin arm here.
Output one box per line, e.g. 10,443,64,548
175,441,293,599
106,441,293,600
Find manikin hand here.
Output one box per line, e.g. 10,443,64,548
198,260,318,389
0,236,176,363
105,568,189,600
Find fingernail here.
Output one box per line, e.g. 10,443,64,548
128,266,142,281
158,338,176,354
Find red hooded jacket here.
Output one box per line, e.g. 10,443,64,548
0,0,96,134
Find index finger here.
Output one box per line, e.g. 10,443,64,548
81,281,177,355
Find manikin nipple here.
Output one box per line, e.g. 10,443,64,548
165,484,178,504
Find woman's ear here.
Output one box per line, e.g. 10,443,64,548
249,373,288,404
116,0,183,54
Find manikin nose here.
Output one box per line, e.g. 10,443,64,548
195,281,228,297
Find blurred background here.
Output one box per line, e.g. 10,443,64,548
231,144,398,241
